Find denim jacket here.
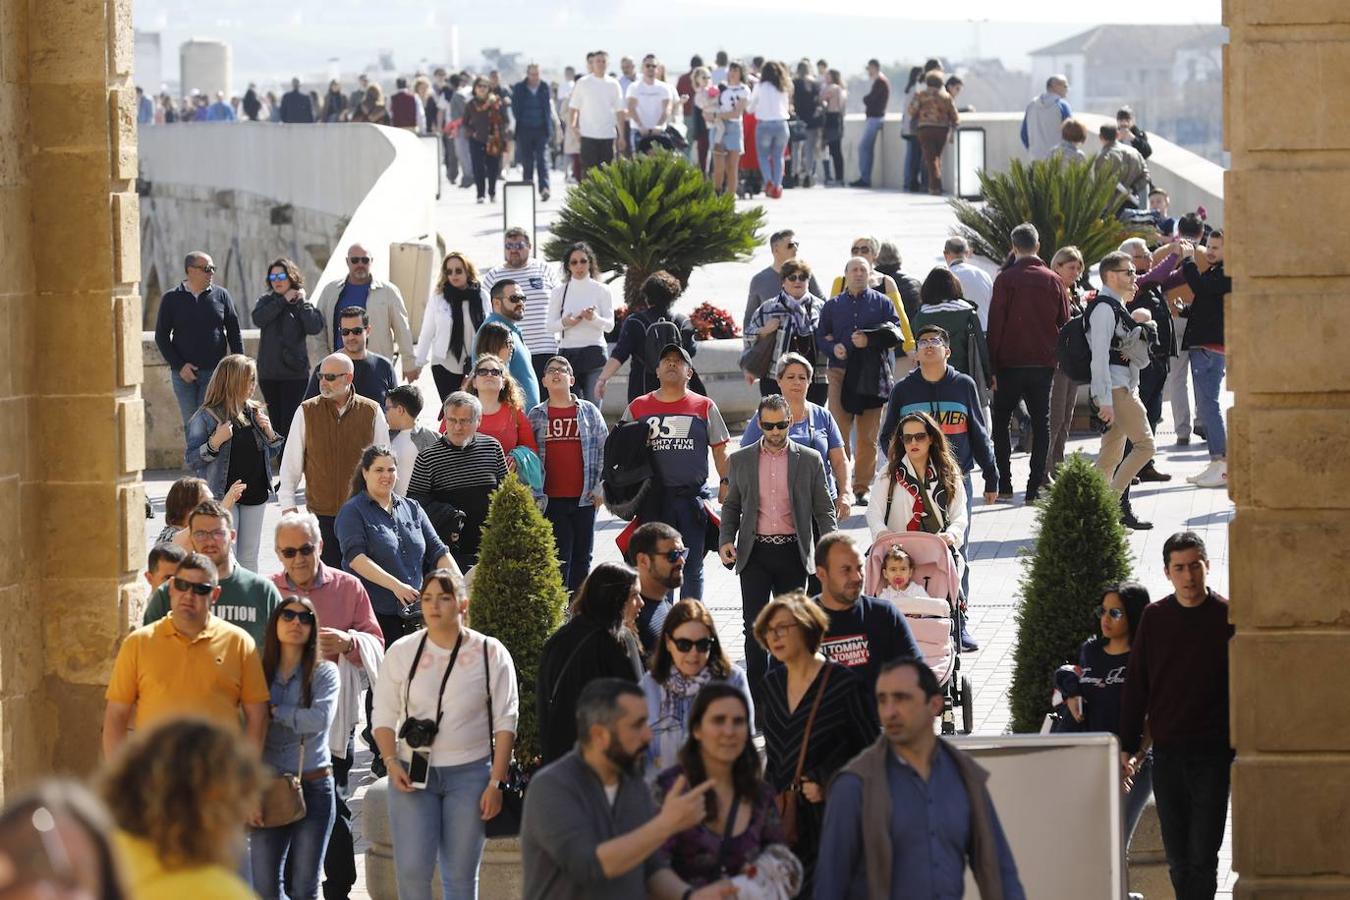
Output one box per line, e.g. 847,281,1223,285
263,660,340,775
184,403,285,499
527,397,608,507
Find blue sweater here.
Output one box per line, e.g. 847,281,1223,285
816,287,899,371
879,365,998,493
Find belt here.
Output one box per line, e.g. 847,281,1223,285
302,767,332,782
755,534,797,545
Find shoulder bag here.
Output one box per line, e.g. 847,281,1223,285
773,662,832,847
482,639,526,838
259,739,306,828
738,331,779,379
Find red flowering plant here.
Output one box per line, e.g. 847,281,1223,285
689,303,740,340
605,305,629,343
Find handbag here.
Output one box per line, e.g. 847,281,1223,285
738,333,779,380
482,641,526,838
259,740,306,828
774,662,832,847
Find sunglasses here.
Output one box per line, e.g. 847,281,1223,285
475,367,504,377
900,431,930,444
192,264,217,273
786,241,799,249
267,272,290,282
172,577,215,596
784,274,809,283
850,245,872,255
1094,606,1127,620
348,256,371,264
760,420,790,431
280,608,316,626
318,372,346,381
568,257,589,266
504,241,529,250
505,294,527,304
279,544,316,559
672,637,714,654
339,326,366,336
444,266,466,276
662,548,689,563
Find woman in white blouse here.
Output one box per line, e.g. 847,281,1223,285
748,61,793,199
372,569,519,900
545,241,614,404
415,251,491,403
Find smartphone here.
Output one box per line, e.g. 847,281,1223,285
407,749,430,789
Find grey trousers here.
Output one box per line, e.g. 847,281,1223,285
1165,316,1193,439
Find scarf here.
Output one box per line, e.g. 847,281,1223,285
756,290,821,366
892,456,950,535
649,667,716,773
443,282,483,361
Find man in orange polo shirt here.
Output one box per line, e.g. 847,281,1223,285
103,553,269,759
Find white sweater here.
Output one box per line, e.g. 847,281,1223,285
865,459,969,548
546,277,616,350
414,286,491,371
371,627,519,767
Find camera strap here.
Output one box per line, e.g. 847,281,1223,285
404,629,465,732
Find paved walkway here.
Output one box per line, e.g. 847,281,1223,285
144,169,1237,897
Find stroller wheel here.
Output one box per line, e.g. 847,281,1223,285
960,675,974,734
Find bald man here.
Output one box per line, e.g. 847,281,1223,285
315,243,417,381
280,352,391,567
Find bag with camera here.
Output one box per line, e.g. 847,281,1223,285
482,641,526,838
397,630,465,787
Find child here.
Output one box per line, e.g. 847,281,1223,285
877,545,931,604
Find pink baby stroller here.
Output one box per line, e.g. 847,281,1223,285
864,531,974,735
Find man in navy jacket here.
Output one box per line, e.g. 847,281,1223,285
512,64,557,201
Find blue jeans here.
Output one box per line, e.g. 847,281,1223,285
250,776,336,900
961,473,973,601
903,134,925,191
755,119,790,187
856,116,883,185
170,364,215,433
1124,753,1155,848
233,502,268,573
544,499,597,592
1189,349,1226,458
516,127,550,191
387,757,490,900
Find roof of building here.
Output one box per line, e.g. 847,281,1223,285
1031,24,1226,66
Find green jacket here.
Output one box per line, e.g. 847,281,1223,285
912,299,991,391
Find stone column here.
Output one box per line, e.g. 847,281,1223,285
1226,0,1350,894
0,0,144,794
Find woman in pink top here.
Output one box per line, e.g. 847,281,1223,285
465,353,537,467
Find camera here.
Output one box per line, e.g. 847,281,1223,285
398,717,439,749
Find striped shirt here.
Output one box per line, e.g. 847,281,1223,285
482,261,559,355
407,434,508,567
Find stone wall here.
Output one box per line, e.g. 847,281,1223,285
1225,1,1350,894
0,0,144,798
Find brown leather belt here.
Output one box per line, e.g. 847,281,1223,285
302,767,332,782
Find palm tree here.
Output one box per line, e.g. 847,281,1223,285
542,152,765,308
949,157,1151,268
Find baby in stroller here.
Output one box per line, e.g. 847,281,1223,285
876,545,932,604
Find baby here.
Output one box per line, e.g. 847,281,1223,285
877,546,931,604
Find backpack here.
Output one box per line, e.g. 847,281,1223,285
600,420,654,521
639,313,684,377
1056,296,1136,383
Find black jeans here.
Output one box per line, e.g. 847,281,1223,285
992,366,1054,494
516,127,550,191
579,136,614,174
1151,750,1232,900
322,736,356,900
430,365,465,405
468,138,501,199
317,515,343,570
738,540,807,704
259,377,308,460
544,498,597,592
1139,359,1169,433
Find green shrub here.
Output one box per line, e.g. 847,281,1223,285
1008,453,1133,732
949,157,1151,268
542,152,765,307
469,473,568,768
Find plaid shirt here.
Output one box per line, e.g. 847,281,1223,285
528,397,609,506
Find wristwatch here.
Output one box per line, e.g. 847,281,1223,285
489,779,508,791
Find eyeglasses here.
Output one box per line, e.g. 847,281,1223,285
850,245,872,255
191,264,217,273
900,431,930,444
318,372,346,382
444,266,466,276
505,294,526,304
280,609,316,626
1094,606,1127,620
474,367,504,377
1108,267,1138,278
339,326,366,336
672,637,714,653
504,241,529,250
348,256,371,264
191,528,228,543
766,622,800,639
267,272,290,282
662,548,689,563
784,274,809,283
172,577,216,595
279,544,316,559
916,337,947,349
760,420,790,431
545,366,571,375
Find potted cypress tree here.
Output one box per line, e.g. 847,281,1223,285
1007,453,1133,733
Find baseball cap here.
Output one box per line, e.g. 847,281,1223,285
659,343,692,365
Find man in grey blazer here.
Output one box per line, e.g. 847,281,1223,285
719,394,837,701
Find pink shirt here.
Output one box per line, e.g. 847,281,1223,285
272,561,385,666
754,442,795,535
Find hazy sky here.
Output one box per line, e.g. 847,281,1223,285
135,0,1223,89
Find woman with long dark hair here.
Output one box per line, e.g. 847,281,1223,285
464,353,537,458
749,61,793,198
415,251,488,403
648,684,798,895
536,562,644,763
546,241,614,403
462,77,505,203
866,411,968,548
910,266,990,388
252,258,323,446
251,597,339,900
820,69,846,185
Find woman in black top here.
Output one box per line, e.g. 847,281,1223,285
536,562,644,764
595,270,703,403
251,258,323,447
753,591,876,893
1071,581,1153,844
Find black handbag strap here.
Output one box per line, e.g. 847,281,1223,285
547,628,598,706
404,630,464,730
483,640,497,753
717,792,742,876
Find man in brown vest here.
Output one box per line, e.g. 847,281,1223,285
279,353,390,568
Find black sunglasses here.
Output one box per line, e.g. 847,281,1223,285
1094,606,1126,620
663,548,689,563
475,367,504,377
318,372,346,382
280,609,317,626
760,420,790,431
172,577,215,596
672,637,714,653
505,293,527,304
348,256,371,264
339,326,366,336
900,431,930,444
784,274,809,283
279,544,316,559
191,264,217,273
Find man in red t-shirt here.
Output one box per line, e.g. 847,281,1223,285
620,344,730,600
528,356,610,591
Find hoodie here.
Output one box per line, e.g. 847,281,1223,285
878,364,998,493
1021,91,1072,159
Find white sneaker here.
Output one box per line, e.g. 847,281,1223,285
1186,461,1219,484
1195,461,1228,489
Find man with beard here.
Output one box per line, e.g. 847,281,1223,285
629,523,685,658
303,307,397,405
814,532,920,689
280,353,390,568
477,279,541,408
521,678,718,899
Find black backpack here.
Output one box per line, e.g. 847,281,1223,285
639,314,684,377
600,420,654,521
1056,296,1131,383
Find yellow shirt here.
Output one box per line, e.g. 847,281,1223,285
829,273,916,351
115,833,255,900
105,615,269,730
